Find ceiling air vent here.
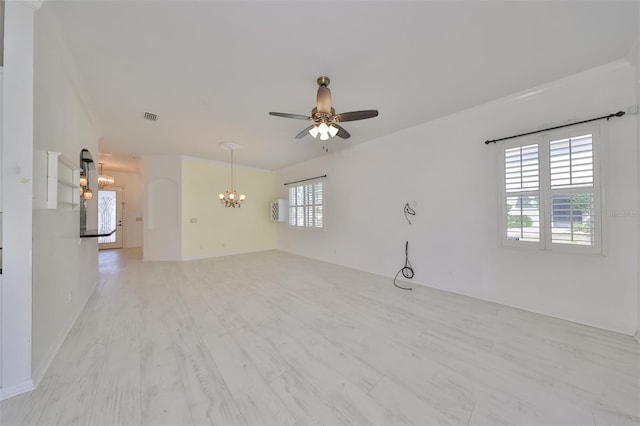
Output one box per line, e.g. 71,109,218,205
143,112,158,121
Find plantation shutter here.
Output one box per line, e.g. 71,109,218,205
504,144,540,242
287,181,324,228
549,134,595,245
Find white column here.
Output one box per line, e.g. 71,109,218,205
142,155,183,261
637,12,640,343
0,0,41,400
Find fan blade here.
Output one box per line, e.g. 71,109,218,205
335,110,379,122
295,125,314,139
333,124,351,139
269,112,311,120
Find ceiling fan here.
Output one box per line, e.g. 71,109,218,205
269,76,379,144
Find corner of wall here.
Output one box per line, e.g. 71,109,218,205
636,15,640,343
30,1,102,390
35,2,103,135
0,379,34,401
31,277,97,386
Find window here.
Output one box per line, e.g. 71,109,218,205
288,181,323,228
500,125,600,252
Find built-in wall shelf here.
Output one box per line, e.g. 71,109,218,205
80,229,116,239
35,151,81,210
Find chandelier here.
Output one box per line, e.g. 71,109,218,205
218,143,246,208
97,163,115,188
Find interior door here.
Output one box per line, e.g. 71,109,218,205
98,188,123,249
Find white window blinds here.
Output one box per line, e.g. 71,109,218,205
288,181,324,228
504,144,540,242
505,144,539,193
500,126,600,252
550,134,593,188
549,134,595,246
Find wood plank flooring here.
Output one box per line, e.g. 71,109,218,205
1,248,638,425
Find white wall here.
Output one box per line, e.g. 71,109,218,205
636,25,640,341
142,155,278,261
181,156,277,260
0,0,38,398
31,3,101,386
104,169,143,248
0,1,5,66
277,60,638,335
142,155,182,261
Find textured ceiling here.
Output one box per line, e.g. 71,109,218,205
47,1,639,171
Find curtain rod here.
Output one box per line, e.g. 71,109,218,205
484,110,625,145
283,175,327,186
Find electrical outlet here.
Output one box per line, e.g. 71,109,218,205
135,217,143,222
190,218,198,224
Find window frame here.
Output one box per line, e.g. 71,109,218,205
499,123,602,254
288,179,325,230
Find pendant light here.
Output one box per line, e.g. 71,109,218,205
218,142,246,208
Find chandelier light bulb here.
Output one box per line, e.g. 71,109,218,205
308,126,319,138
328,124,339,137
82,188,93,200
239,194,246,201
320,132,330,141
219,193,224,200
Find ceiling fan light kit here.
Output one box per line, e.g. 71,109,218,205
269,76,379,150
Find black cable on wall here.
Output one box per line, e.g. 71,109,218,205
394,241,414,291
394,202,416,290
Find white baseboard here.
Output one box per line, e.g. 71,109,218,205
0,379,34,401
275,249,638,336
32,279,99,386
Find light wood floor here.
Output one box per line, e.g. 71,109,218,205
1,248,638,425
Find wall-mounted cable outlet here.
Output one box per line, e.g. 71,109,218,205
143,111,158,121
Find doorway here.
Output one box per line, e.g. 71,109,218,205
98,188,123,249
